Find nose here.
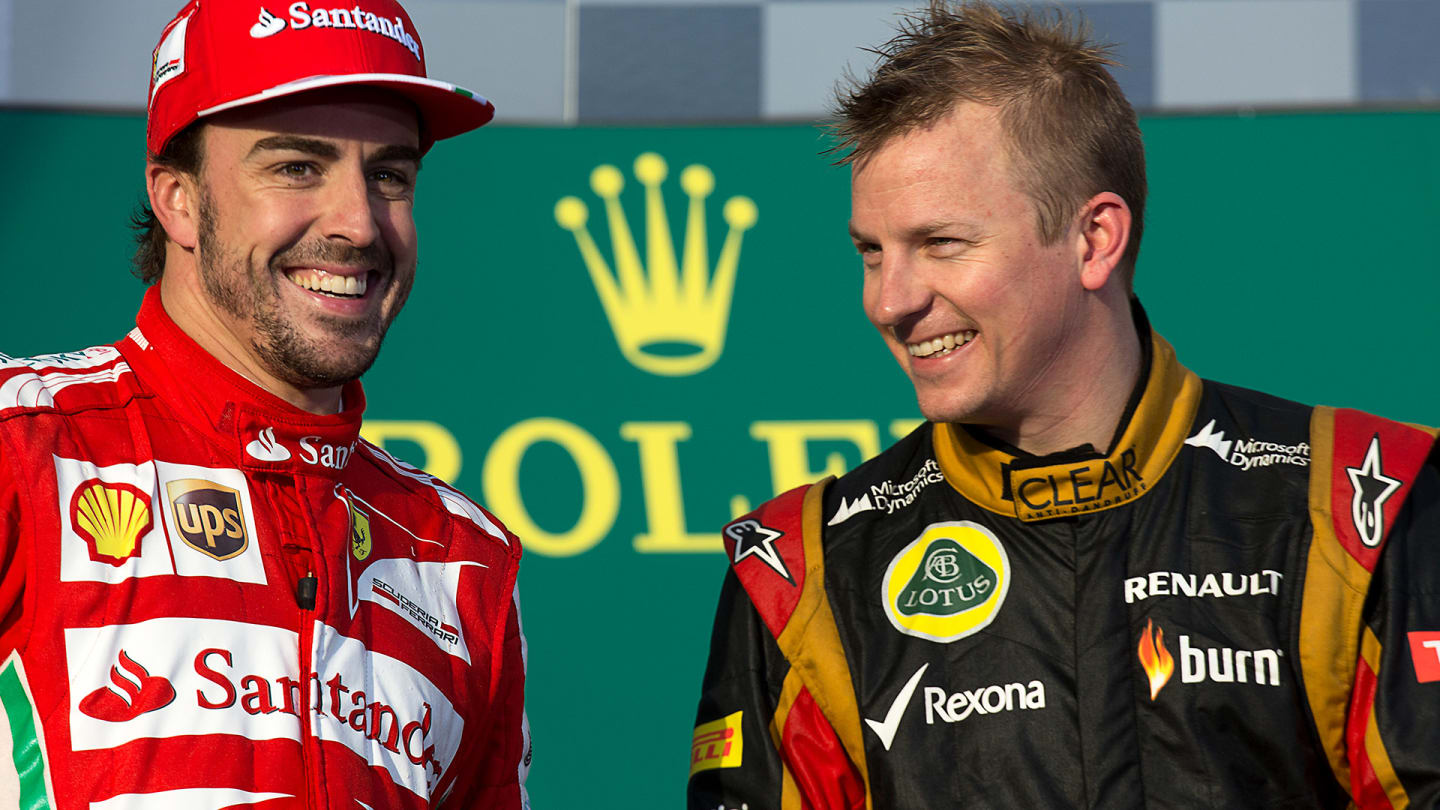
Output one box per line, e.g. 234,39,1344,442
867,251,931,329
321,164,381,247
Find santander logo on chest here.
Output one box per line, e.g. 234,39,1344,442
241,416,358,474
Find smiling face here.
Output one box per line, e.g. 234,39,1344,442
161,87,422,401
851,102,1093,431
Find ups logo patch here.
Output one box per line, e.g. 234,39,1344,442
166,478,248,560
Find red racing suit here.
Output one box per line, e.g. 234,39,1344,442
690,319,1440,809
0,287,531,809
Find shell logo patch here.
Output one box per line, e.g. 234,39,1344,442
71,479,153,566
882,521,1010,643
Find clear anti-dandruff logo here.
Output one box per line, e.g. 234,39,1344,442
554,153,757,377
882,521,1010,643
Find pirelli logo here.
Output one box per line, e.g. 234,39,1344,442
689,710,743,777
166,479,248,560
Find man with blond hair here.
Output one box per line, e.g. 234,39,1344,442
689,3,1440,807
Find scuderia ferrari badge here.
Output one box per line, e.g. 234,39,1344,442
882,521,1010,643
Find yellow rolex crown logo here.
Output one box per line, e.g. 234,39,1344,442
554,152,758,376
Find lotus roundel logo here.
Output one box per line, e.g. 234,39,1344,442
554,152,758,377
881,521,1010,643
79,650,176,722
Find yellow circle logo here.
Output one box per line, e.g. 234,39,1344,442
882,521,1010,643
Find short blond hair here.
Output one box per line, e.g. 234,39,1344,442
834,1,1147,282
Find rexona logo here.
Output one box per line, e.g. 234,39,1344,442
253,3,423,61
828,458,945,526
555,153,758,377
1185,419,1310,471
167,478,249,561
863,663,1046,752
689,710,743,777
1136,619,1282,701
882,522,1010,643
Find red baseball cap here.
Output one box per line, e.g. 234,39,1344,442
146,0,495,155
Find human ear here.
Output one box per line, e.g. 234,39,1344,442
146,162,200,250
1074,192,1131,292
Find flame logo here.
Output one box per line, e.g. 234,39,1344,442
79,650,175,722
1137,618,1175,700
71,479,152,566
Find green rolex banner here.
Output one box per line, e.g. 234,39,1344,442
1,109,1437,808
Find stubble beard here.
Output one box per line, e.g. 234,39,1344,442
194,191,408,390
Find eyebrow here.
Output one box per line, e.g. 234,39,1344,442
904,219,980,238
371,144,423,171
246,137,422,170
248,135,340,160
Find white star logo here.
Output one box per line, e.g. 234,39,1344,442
726,519,793,585
1345,434,1402,548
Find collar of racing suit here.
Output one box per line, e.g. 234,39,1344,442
933,300,1203,522
117,285,368,480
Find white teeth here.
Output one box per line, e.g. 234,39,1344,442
287,269,368,298
907,330,976,358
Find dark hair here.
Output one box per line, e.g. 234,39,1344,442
833,1,1147,283
131,122,206,284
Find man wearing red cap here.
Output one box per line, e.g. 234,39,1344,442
0,2,530,808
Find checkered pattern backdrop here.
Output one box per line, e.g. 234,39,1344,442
1,0,1436,122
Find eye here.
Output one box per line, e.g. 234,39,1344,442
278,162,318,179
927,236,971,256
370,167,413,197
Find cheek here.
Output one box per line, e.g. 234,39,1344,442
376,202,418,255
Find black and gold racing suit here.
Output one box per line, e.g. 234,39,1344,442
689,327,1440,809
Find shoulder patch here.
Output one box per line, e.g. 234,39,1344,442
723,485,812,639
1320,408,1437,572
358,440,514,549
0,346,131,415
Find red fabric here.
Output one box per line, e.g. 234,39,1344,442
781,687,866,810
723,485,810,639
1346,655,1392,810
1328,408,1433,573
0,287,528,808
145,0,493,155
1407,631,1440,683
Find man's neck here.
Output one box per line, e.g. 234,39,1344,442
159,273,344,415
984,303,1145,458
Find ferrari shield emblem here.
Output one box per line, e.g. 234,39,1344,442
349,498,372,561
